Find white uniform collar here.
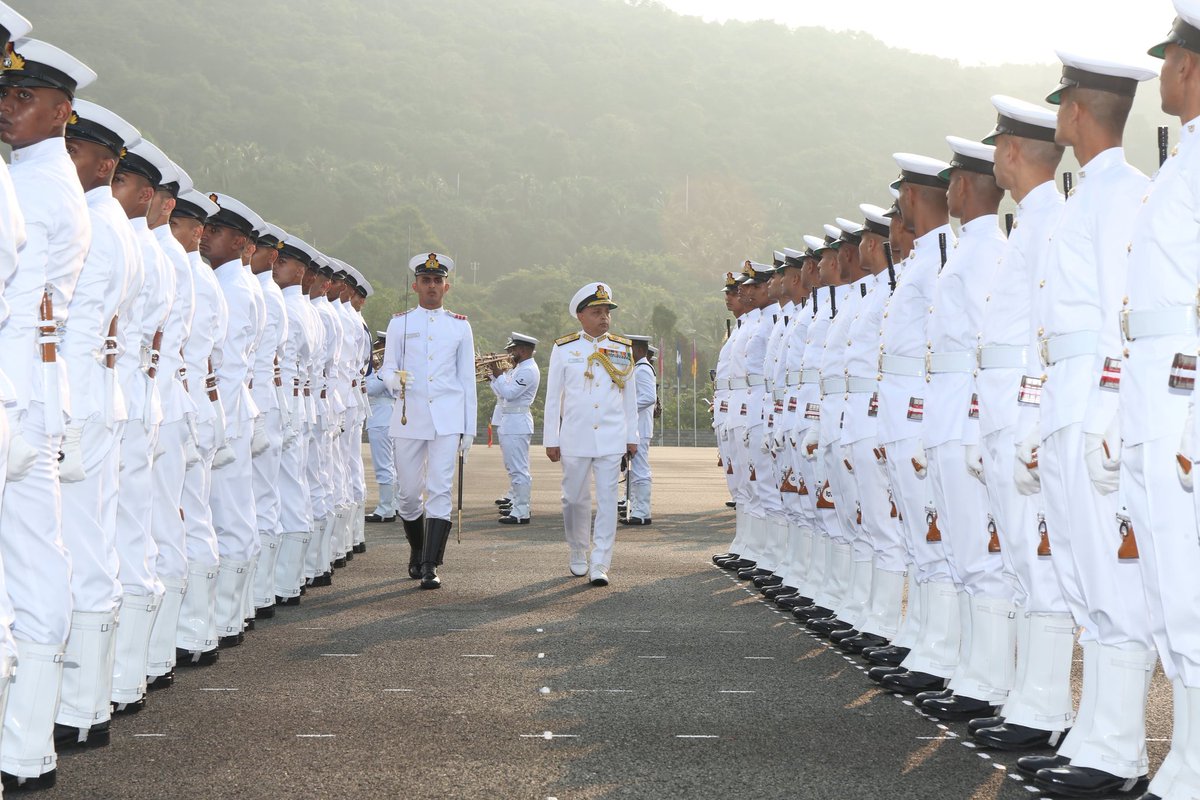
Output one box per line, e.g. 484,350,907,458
10,136,64,164
1077,146,1125,179
282,284,303,297
1017,179,1060,213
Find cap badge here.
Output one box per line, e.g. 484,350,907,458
119,147,127,159
68,111,78,125
2,45,23,71
594,284,610,302
209,193,219,204
424,253,440,271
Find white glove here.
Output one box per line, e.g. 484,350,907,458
1014,431,1041,496
1179,403,1196,490
873,444,888,466
964,443,985,485
59,425,86,483
383,369,400,394
184,432,201,467
802,426,819,461
211,441,236,470
759,433,772,455
1084,433,1119,495
742,428,750,449
459,435,473,464
1100,417,1121,472
250,416,270,456
911,440,928,478
282,421,298,449
6,409,36,482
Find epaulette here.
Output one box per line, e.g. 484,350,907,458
608,334,632,347
446,310,468,320
555,332,580,346
393,309,412,317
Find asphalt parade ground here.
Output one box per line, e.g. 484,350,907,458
55,445,1171,800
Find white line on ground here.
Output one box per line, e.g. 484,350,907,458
520,732,579,739
743,656,774,660
384,689,414,693
537,653,545,659
638,655,666,659
199,688,238,692
296,734,336,738
462,654,495,658
447,628,472,632
718,690,755,694
675,735,719,739
624,630,652,633
716,630,745,634
567,689,633,693
298,627,329,630
133,733,166,737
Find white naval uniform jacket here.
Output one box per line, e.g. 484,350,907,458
925,215,1006,449
818,283,861,449
1124,118,1200,447
212,258,262,437
1034,147,1147,440
251,271,287,417
763,303,792,434
797,303,833,438
154,225,197,424
878,225,956,446
842,272,892,446
542,331,637,457
978,181,1063,439
729,307,768,431
279,284,317,430
0,157,24,403
6,137,90,415
633,358,656,440
126,219,175,426
61,186,138,424
382,306,477,440
778,300,812,441
489,357,540,436
183,250,228,431
312,296,344,423
712,314,744,431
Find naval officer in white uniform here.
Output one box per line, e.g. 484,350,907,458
543,282,638,586
488,332,540,525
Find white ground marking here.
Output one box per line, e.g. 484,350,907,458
537,653,545,659
638,655,666,659
320,653,360,657
624,630,652,633
716,630,745,634
718,690,755,694
199,688,238,692
536,628,544,632
519,732,579,739
296,734,336,738
675,735,720,739
133,733,166,737
743,656,774,660
567,689,634,693
447,628,472,632
298,627,329,630
461,654,495,658
383,689,414,693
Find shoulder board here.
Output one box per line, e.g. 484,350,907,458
393,309,412,317
608,334,632,346
445,310,468,320
555,332,580,346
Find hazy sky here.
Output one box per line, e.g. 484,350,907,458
659,0,1175,66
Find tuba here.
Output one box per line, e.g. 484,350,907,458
475,352,514,382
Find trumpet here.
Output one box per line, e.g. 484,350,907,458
369,338,386,372
475,352,513,382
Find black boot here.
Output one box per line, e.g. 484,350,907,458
420,518,452,590
402,515,425,580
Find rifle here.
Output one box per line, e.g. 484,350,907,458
1004,213,1014,237
882,242,897,292
1159,125,1170,167
1062,171,1073,200
937,232,948,273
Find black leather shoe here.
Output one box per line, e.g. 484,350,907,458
974,722,1067,751
868,665,906,683
619,517,652,526
494,497,511,506
332,557,347,569
837,632,888,654
714,555,741,568
176,647,219,667
914,688,953,704
921,694,997,720
219,632,244,649
777,595,814,610
1015,754,1070,780
498,516,529,525
863,645,910,666
309,572,332,587
497,505,513,515
807,617,853,636
792,604,835,621
344,549,354,562
1136,794,1163,800
753,574,783,589
763,585,797,599
364,513,395,523
275,594,301,607
737,567,771,581
353,543,367,554
725,501,736,508
723,558,756,571
712,552,738,565
54,720,110,750
880,670,947,695
829,627,860,644
255,604,276,619
112,697,145,715
1034,766,1147,797
968,715,1005,734
2,769,56,791
146,671,174,691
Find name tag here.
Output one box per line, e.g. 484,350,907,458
1170,353,1197,391
805,402,820,421
405,332,420,339
1099,356,1121,390
568,356,585,364
1018,376,1043,407
967,393,979,419
907,397,924,421
867,391,878,417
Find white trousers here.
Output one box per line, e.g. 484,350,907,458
500,433,532,489
59,419,121,613
848,439,907,573
150,420,189,583
252,408,284,538
560,453,622,572
928,441,1012,600
883,436,950,586
395,435,459,521
367,425,394,486
1041,423,1152,647
1127,438,1200,685
211,430,259,563
308,424,330,521
278,423,313,534
114,419,162,597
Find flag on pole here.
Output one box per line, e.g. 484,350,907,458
675,346,683,384
690,339,697,380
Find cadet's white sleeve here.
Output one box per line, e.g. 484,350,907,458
635,365,656,412
623,356,638,446
542,345,564,448
460,323,477,439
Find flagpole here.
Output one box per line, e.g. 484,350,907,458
692,338,697,446
675,345,681,447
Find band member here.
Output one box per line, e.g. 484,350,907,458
364,331,397,523
382,253,476,590
488,333,540,525
543,282,637,586
621,335,656,526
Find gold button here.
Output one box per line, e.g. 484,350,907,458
593,424,598,429
1123,348,1130,358
1041,374,1048,382
1038,327,1045,336
1039,280,1045,288
1127,243,1132,253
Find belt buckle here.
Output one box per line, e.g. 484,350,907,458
1119,309,1131,342
1038,337,1050,368
976,346,984,370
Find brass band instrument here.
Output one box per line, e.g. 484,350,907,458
475,352,514,382
370,338,386,372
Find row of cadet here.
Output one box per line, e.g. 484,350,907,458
711,8,1200,798
361,329,661,528
0,5,381,792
